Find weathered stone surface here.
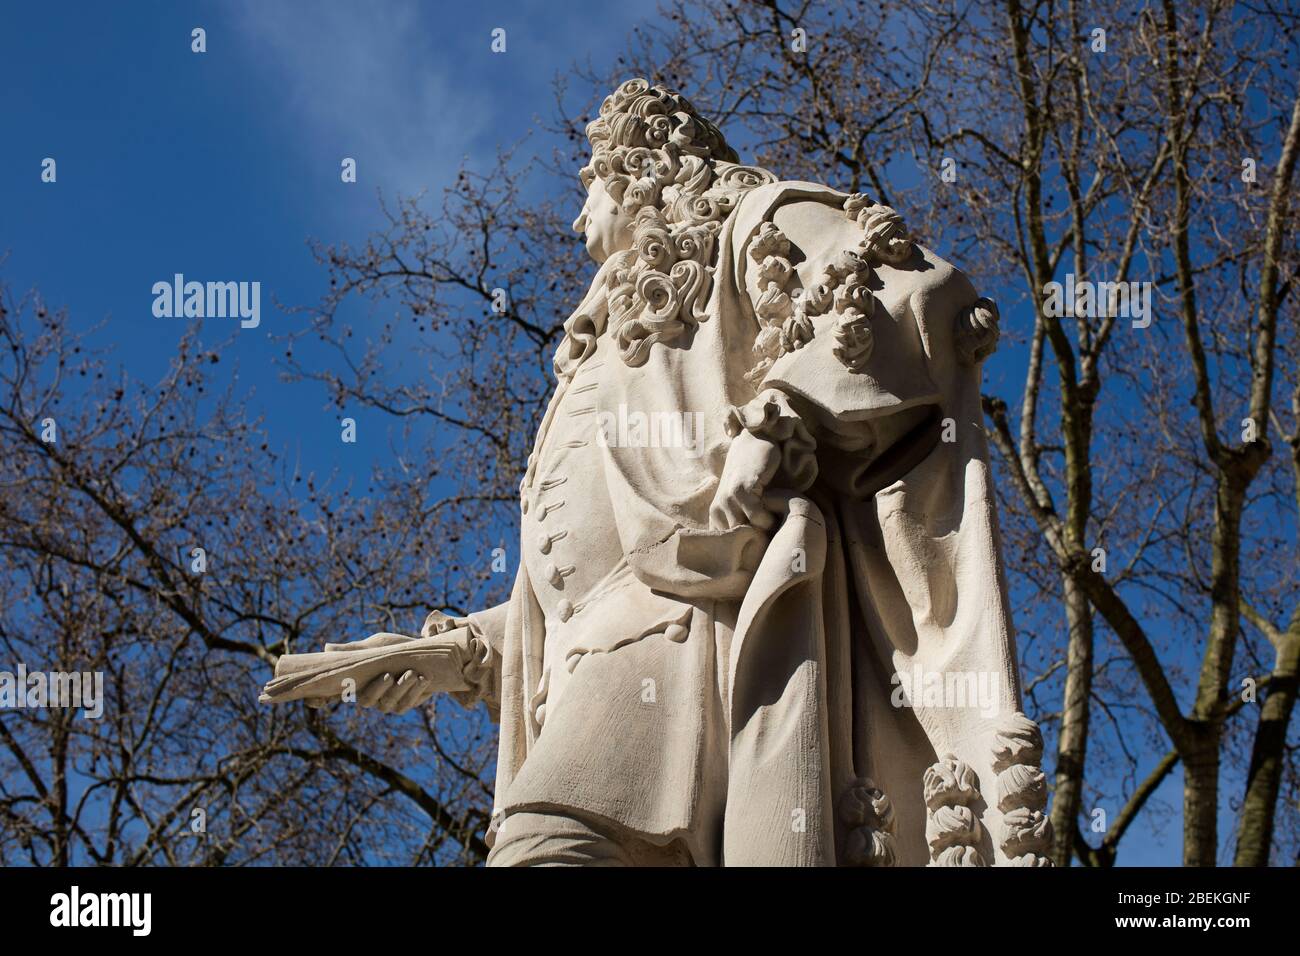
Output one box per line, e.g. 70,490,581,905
262,78,1050,867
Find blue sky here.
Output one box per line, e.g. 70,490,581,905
0,0,644,480
0,1,1229,866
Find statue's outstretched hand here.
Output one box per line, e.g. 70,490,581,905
709,428,782,531
303,629,466,714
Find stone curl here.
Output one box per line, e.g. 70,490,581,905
584,78,777,367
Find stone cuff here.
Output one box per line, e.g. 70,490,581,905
420,608,504,721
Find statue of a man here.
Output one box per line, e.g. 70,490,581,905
265,79,1053,867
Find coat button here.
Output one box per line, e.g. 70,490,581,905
556,600,574,622
546,563,562,586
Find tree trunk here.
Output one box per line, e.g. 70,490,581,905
1235,637,1300,866
1051,574,1093,865
1182,726,1220,866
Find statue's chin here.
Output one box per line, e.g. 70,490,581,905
585,235,609,264
585,231,636,265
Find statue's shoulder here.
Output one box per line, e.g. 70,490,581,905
732,180,972,300
731,179,850,242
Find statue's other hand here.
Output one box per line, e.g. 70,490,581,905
302,630,460,713
709,428,782,532
357,669,435,714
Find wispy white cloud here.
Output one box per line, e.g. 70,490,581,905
227,0,490,199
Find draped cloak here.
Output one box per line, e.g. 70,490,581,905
465,180,1034,867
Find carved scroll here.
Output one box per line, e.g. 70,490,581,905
922,755,988,866
844,195,914,266
839,778,898,866
955,296,1001,365
991,712,1054,866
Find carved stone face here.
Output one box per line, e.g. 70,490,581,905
572,174,634,264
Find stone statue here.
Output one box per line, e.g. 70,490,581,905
261,78,1053,867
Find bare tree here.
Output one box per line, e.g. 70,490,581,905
0,285,495,865
4,0,1294,868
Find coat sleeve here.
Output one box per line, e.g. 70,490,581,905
729,191,985,500
421,602,509,721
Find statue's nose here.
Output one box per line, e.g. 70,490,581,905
572,209,587,235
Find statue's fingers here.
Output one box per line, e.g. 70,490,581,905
375,682,404,713
378,671,418,713
394,674,430,713
388,670,420,711
358,673,393,708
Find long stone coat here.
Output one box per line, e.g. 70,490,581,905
458,178,1053,867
